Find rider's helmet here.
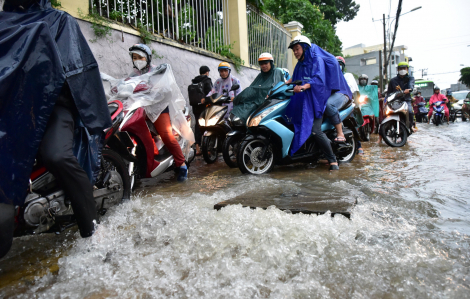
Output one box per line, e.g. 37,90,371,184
336,56,346,72
446,90,452,96
258,52,274,64
434,86,440,93
129,44,152,69
359,74,369,86
218,62,231,77
397,61,409,68
288,35,311,49
371,80,378,85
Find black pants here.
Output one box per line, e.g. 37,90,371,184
39,104,97,238
312,116,337,163
193,107,204,145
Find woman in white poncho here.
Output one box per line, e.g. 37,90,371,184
102,44,194,182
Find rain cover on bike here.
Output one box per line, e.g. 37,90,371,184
0,0,111,206
231,63,285,123
101,64,195,144
358,85,380,117
286,43,352,155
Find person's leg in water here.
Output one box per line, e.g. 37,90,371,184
153,111,188,181
312,117,339,170
324,93,349,142
40,105,97,238
357,140,364,155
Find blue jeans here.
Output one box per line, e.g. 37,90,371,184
324,93,349,125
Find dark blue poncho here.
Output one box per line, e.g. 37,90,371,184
286,44,352,155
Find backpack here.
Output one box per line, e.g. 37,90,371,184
188,81,206,106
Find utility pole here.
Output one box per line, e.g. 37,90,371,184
383,14,387,82
379,50,383,92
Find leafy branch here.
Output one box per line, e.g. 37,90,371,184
78,8,113,43
217,42,244,73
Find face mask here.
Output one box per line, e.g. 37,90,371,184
359,80,367,86
398,70,407,76
134,60,147,70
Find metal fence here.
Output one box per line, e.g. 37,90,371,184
246,4,291,69
91,0,230,54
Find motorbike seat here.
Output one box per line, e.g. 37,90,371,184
338,99,353,111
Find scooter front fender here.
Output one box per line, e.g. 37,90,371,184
380,115,410,134
226,130,245,138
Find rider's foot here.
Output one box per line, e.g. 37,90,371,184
329,162,339,171
177,165,188,182
358,148,364,155
334,136,346,143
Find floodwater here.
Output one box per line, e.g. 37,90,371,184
1,121,469,298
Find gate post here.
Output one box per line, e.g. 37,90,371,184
226,0,250,67
283,21,304,74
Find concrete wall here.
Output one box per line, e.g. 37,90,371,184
78,19,261,108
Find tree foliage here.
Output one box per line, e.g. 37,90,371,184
458,67,470,87
308,0,359,25
263,0,343,55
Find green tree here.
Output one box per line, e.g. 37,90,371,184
458,67,470,87
263,0,343,55
308,0,359,25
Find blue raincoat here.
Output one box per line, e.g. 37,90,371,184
286,44,352,155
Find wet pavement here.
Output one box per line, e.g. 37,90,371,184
1,121,469,298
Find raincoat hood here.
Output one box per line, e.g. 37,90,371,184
0,0,111,206
286,43,352,155
231,62,284,123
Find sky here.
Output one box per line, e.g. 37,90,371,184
336,0,470,89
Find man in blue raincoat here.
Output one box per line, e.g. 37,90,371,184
285,35,352,170
0,0,112,257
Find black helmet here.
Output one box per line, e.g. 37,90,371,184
446,90,452,96
358,74,368,86
129,44,152,69
434,86,440,91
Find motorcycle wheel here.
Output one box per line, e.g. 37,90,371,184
359,123,370,141
99,149,132,201
202,135,219,164
434,115,440,126
222,135,241,168
380,121,408,147
237,139,275,174
337,135,357,163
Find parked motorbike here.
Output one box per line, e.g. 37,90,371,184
236,81,359,175
118,104,195,182
198,84,240,164
10,100,132,245
431,101,446,126
222,113,247,168
416,102,429,123
379,91,413,147
451,100,463,122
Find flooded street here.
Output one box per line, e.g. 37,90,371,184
1,122,469,298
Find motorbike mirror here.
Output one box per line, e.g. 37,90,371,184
230,84,240,91
292,80,303,85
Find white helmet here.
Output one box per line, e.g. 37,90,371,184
288,35,311,49
258,52,274,63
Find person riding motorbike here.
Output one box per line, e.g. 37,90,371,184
231,53,285,123
0,0,112,258
427,86,449,125
445,90,458,118
127,44,193,181
336,56,364,155
387,61,415,130
412,90,426,122
207,62,242,116
285,35,353,171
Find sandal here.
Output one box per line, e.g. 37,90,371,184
329,163,339,171
334,136,346,143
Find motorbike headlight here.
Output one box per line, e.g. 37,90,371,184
206,110,225,127
385,106,392,115
248,105,278,127
198,118,205,127
359,95,367,104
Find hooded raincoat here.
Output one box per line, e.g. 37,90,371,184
286,44,352,155
358,85,380,117
0,0,111,206
231,63,285,123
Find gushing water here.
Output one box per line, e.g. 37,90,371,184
1,122,470,298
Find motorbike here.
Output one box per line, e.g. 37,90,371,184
198,85,240,164
450,100,463,122
10,100,133,241
222,113,247,168
463,98,470,121
355,95,375,141
117,104,195,182
431,101,446,126
416,102,429,123
236,81,360,175
379,91,413,147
